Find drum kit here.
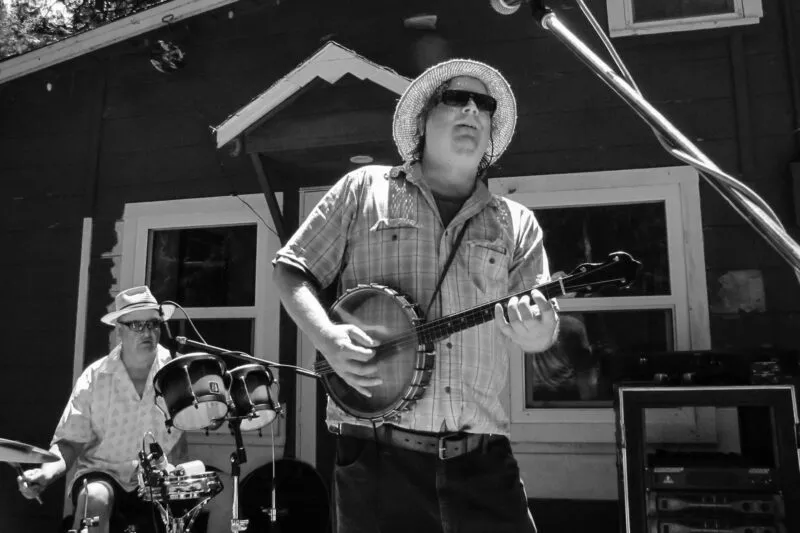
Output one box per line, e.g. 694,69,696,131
141,341,295,533
2,336,326,533
137,441,225,533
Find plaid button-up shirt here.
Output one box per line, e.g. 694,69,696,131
275,164,550,436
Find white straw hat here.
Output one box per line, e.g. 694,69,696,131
392,58,517,164
101,286,175,326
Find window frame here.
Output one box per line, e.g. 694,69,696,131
120,193,284,446
489,166,710,442
606,0,763,38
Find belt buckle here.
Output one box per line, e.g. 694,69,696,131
437,433,462,460
328,423,342,435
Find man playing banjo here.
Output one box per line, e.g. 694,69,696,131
273,59,559,533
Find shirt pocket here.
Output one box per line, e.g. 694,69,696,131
344,218,422,285
466,239,510,298
369,217,420,235
362,218,420,255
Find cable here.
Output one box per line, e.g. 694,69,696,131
232,193,283,242
575,0,639,93
160,300,207,344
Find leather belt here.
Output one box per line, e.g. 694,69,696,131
329,423,496,460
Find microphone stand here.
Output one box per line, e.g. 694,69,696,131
524,1,800,278
174,336,320,379
159,304,178,360
229,419,249,533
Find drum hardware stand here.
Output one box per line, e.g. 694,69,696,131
68,479,100,533
147,485,216,533
229,418,249,532
266,420,280,524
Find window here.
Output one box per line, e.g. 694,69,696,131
607,0,763,37
528,201,673,408
489,166,710,442
120,194,283,445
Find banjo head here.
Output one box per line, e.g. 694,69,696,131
325,285,428,419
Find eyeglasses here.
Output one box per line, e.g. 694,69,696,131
439,89,497,115
119,320,162,333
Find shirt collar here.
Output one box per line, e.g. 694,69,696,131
99,344,172,375
393,162,502,212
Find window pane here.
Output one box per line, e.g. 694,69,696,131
633,0,735,22
169,318,254,356
534,202,669,296
148,225,257,307
525,310,673,407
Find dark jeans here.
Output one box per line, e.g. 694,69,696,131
333,435,537,533
70,473,164,533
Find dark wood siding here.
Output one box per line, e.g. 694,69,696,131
0,60,97,531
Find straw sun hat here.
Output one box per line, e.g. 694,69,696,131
101,285,175,326
392,59,518,164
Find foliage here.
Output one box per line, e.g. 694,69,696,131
0,0,169,60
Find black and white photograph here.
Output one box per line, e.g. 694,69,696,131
1,0,800,532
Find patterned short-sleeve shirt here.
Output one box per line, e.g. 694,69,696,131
52,344,183,493
274,164,550,436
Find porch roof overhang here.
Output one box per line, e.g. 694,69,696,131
213,41,410,247
213,41,410,150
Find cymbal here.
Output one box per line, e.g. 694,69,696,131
0,438,59,464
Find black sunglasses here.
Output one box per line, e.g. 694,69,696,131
440,89,497,115
119,319,162,333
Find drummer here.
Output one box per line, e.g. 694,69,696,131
17,286,232,533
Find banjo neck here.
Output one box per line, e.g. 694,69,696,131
379,279,568,351
380,251,639,350
418,279,566,346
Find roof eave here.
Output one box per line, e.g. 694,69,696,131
214,41,410,149
0,0,240,86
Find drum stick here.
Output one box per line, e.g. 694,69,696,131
12,463,43,505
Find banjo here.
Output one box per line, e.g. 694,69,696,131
313,251,641,421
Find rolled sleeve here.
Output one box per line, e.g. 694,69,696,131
51,368,94,447
273,170,362,289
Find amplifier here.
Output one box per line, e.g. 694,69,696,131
647,517,785,533
646,467,777,492
647,492,784,518
616,386,800,533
